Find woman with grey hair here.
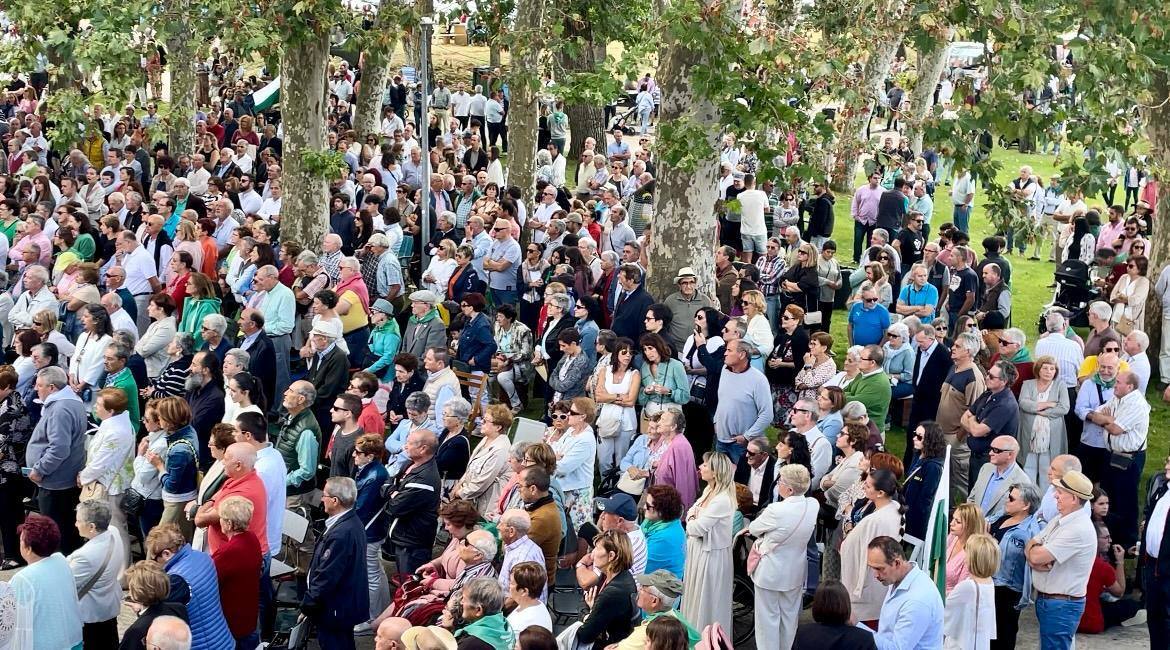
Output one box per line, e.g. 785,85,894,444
199,313,231,364
534,149,554,184
210,495,262,647
68,499,127,647
435,396,473,489
489,441,533,520
824,344,864,389
141,332,195,400
988,482,1043,650
385,391,434,474
882,322,914,399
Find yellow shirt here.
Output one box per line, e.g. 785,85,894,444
338,289,369,333
1077,356,1130,381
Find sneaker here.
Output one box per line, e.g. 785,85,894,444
354,621,374,636
1121,609,1146,627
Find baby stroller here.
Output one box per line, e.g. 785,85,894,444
1041,259,1099,330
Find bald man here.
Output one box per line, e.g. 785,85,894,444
373,617,411,648
146,615,192,650
193,442,269,554
968,434,1032,521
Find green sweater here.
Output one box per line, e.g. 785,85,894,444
104,368,141,433
844,370,892,430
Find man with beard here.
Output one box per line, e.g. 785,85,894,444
185,350,226,470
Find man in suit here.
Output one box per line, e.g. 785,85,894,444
906,324,952,466
609,264,654,341
734,438,778,517
237,308,277,412
306,319,350,438
301,476,369,650
968,435,1032,522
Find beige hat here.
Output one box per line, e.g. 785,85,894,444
309,319,343,340
401,625,457,650
1054,469,1093,501
674,267,698,283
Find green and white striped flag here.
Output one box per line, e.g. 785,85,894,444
250,77,281,112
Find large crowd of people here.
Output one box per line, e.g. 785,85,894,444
0,33,1166,650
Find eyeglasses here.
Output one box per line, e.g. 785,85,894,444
997,339,1014,347
491,227,508,232
792,408,812,414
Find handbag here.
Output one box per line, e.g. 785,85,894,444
80,481,109,502
1115,315,1136,336
595,402,623,439
803,310,823,326
616,472,647,496
120,487,147,516
747,500,812,577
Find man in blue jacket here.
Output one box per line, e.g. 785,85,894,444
25,366,88,553
302,476,369,650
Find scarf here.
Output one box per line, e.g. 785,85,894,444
640,518,673,539
335,273,370,315
408,307,440,325
1009,347,1032,364
457,613,515,650
1090,373,1117,390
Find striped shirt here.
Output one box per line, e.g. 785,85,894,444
1034,334,1084,389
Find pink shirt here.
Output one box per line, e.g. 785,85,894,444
1096,220,1125,251
850,184,884,226
945,534,971,594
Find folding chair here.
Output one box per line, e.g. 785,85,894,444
271,508,311,610
510,416,546,445
453,369,487,425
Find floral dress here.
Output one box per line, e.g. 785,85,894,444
0,392,33,485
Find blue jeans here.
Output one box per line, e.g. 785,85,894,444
489,288,518,312
639,109,652,134
1035,595,1085,650
953,204,971,234
765,294,782,338
715,439,747,465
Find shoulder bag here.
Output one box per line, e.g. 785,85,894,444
747,499,812,577
76,535,116,600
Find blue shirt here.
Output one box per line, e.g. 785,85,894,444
866,563,943,650
979,465,1011,515
897,283,939,323
848,302,891,346
260,281,296,336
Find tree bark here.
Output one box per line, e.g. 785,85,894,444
1143,70,1170,366
165,3,197,159
905,28,952,155
279,32,331,249
831,29,905,192
504,0,549,196
352,7,400,144
646,7,722,300
560,13,607,156
489,45,502,68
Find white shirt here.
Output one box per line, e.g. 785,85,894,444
258,196,282,221
737,188,769,237
187,168,211,195
1030,506,1096,597
122,245,158,294
531,202,557,244
1146,487,1170,559
507,603,553,634
749,463,768,504
239,189,263,215
451,91,472,117
801,426,832,487
1099,390,1150,453
110,310,138,341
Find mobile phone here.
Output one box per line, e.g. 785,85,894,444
21,467,32,477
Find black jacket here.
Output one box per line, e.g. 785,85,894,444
907,343,953,433
875,189,906,232
307,345,349,411
806,193,836,239
696,342,726,410
903,456,945,541
118,600,188,650
537,316,577,372
187,382,225,471
610,286,654,342
734,455,778,516
302,509,369,628
242,331,277,412
576,570,637,646
387,372,426,419
382,457,441,549
435,429,471,482
793,622,878,650
1144,473,1170,578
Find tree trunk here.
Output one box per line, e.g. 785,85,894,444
279,32,331,249
831,31,904,192
906,28,952,155
646,9,721,300
560,13,606,156
1143,70,1170,373
352,7,400,144
489,45,502,68
165,6,197,159
504,0,549,196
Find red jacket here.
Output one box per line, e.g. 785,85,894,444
212,531,262,637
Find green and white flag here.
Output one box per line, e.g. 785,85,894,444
250,77,281,112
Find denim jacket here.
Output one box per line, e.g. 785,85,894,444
993,513,1040,609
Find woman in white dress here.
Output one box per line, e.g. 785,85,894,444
592,338,641,476
423,239,458,296
943,533,999,650
681,451,735,635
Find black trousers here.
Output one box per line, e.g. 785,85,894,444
83,618,119,650
1064,388,1083,450
1146,561,1170,648
0,477,30,562
487,120,508,152
38,485,82,554
990,585,1022,650
1101,449,1145,548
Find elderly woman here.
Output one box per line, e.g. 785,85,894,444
336,255,372,367
31,309,76,368
533,292,575,389
820,423,869,511
10,514,84,650
199,314,231,364
352,434,391,622
456,292,497,389
145,524,233,649
882,322,914,399
639,484,687,579
903,421,947,542
178,273,222,349
363,300,402,382
79,388,136,562
416,500,485,596
451,404,514,514
146,397,201,541
795,331,837,404
490,441,534,520
118,560,187,650
767,304,811,418
210,495,262,648
988,482,1042,650
141,332,195,401
386,391,434,474
435,397,473,486
136,294,179,378
70,303,114,403
749,464,820,650
553,397,599,530
1018,355,1071,488
68,499,127,648
423,239,458,295
493,303,535,413
825,344,863,389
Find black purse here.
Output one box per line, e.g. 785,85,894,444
120,487,146,516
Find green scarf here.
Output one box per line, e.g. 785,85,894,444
1009,347,1032,364
645,610,702,648
408,307,439,325
1090,372,1117,390
373,319,400,336
640,518,673,538
457,613,514,650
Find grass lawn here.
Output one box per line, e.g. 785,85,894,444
818,146,1169,486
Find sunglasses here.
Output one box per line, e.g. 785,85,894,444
863,298,878,304
569,410,584,416
552,413,569,420
989,446,1010,454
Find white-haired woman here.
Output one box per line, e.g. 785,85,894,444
882,322,914,399
422,239,458,295
825,345,864,389
681,451,736,633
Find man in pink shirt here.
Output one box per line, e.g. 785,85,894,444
850,171,884,263
1096,205,1125,251
7,215,52,269
194,442,270,555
